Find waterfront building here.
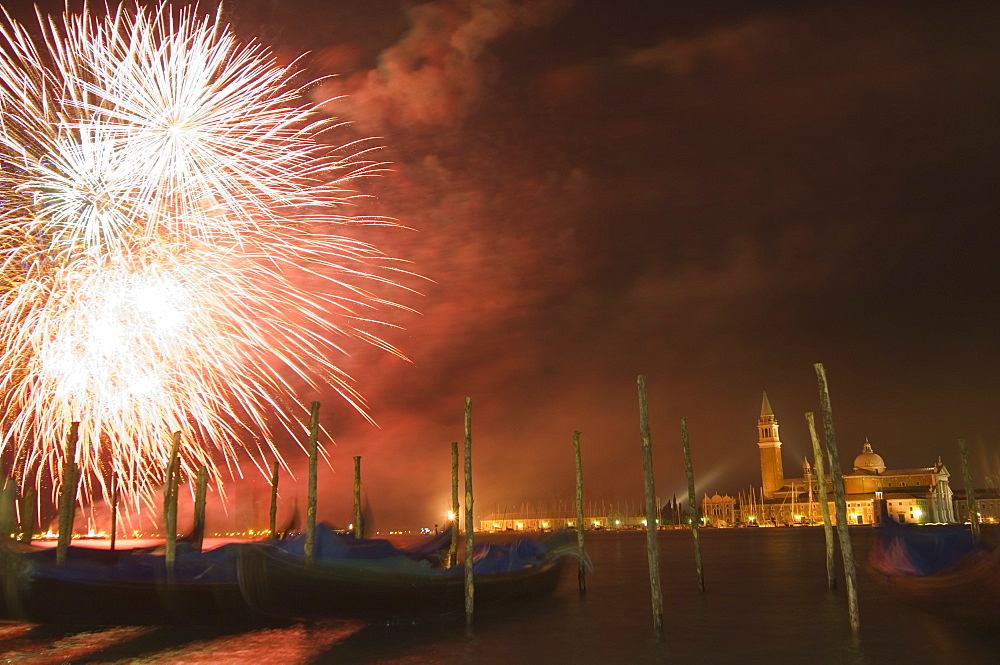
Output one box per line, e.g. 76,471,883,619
477,510,656,532
745,392,955,525
701,493,736,527
953,488,1000,524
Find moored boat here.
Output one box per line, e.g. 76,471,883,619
237,527,576,620
0,541,262,626
867,516,1000,626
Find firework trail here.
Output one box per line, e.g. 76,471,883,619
0,3,412,515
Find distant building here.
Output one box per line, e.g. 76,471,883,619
478,392,966,533
744,391,955,526
701,493,735,527
953,488,1000,524
477,510,655,532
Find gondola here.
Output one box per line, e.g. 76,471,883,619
236,527,576,620
0,541,261,626
867,514,1000,626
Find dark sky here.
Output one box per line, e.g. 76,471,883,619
16,0,1000,531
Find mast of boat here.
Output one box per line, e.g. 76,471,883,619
760,485,764,528
792,481,797,524
807,459,815,523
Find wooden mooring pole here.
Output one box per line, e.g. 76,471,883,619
637,375,664,636
814,363,860,633
681,417,705,593
958,437,980,540
164,430,181,576
56,422,80,566
0,480,16,541
450,441,459,568
573,430,587,594
305,400,321,566
806,412,836,590
19,487,35,545
463,398,475,630
193,466,208,552
109,483,119,552
354,456,362,539
269,460,279,540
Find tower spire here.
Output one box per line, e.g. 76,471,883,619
761,391,774,417
757,391,784,499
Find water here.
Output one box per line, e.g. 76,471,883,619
2,528,998,664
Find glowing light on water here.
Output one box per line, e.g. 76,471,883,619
0,4,411,513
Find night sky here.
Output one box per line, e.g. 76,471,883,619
14,0,1000,531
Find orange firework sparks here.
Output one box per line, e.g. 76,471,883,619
0,3,413,515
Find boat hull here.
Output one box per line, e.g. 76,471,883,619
0,545,264,627
237,544,568,620
869,549,1000,626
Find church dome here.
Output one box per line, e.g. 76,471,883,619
853,439,886,473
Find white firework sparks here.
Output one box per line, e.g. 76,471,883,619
0,3,412,514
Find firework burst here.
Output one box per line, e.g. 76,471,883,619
0,3,412,514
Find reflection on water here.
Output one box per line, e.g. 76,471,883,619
3,529,1000,664
0,620,367,665
0,624,151,664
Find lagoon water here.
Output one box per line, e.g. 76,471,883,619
2,528,998,664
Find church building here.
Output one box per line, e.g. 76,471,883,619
739,392,955,526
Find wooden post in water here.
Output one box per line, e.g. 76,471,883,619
806,412,836,590
109,483,119,552
56,422,80,566
0,480,16,541
164,430,181,575
573,430,587,594
450,441,459,568
958,437,980,540
193,466,208,552
637,375,664,636
269,460,279,540
354,456,362,539
814,363,860,633
463,397,475,629
304,400,321,566
681,417,705,593
19,487,35,544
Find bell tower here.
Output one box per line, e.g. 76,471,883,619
758,391,785,499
